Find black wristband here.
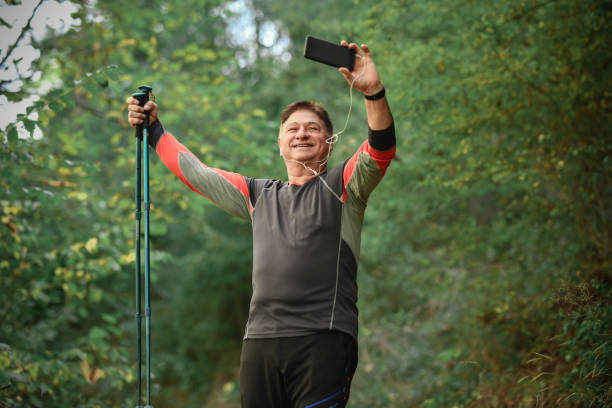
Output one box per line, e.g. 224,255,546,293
364,87,386,100
148,120,165,148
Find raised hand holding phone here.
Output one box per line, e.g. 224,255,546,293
338,41,384,98
302,37,390,132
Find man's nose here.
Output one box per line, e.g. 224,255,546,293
295,126,309,138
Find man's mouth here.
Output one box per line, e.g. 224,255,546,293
293,144,314,148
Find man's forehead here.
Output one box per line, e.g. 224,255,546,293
284,109,323,125
284,120,323,128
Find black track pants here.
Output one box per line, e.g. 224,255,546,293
240,331,358,408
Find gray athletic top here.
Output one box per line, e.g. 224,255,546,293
150,120,396,342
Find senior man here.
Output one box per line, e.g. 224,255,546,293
127,41,395,408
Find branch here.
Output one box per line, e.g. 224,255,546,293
0,0,45,71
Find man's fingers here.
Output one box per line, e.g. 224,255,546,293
339,67,353,81
361,44,370,56
128,104,143,113
126,97,156,110
341,40,363,55
348,42,361,54
127,97,143,113
127,96,147,127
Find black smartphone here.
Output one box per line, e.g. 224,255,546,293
303,35,355,71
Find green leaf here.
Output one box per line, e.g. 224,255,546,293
26,100,45,115
49,100,65,113
22,119,37,133
94,73,109,88
7,125,18,146
38,109,50,128
104,66,120,80
82,80,98,95
252,109,266,118
101,313,117,324
85,237,98,253
77,307,88,318
437,348,461,362
59,94,75,109
0,17,12,29
88,327,108,347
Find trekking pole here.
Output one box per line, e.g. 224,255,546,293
132,85,153,408
139,85,154,408
132,90,145,408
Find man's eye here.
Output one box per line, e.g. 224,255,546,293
287,128,297,132
309,126,320,132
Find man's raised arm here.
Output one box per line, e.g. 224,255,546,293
338,41,393,132
337,41,396,205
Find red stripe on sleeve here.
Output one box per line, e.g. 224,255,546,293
342,141,396,201
365,141,396,166
155,132,252,211
342,150,359,202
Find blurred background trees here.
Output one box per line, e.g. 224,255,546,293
1,0,609,407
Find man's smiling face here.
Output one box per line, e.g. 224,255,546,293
278,109,331,166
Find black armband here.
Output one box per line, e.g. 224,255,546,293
368,120,396,151
148,120,164,149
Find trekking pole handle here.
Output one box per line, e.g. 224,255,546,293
131,91,148,139
132,91,149,108
138,85,154,103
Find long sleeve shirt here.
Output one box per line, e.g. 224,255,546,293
149,120,396,341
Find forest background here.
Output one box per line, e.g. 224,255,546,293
0,0,610,407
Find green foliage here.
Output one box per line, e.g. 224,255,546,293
346,0,611,406
553,278,611,406
0,133,135,406
1,0,610,407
